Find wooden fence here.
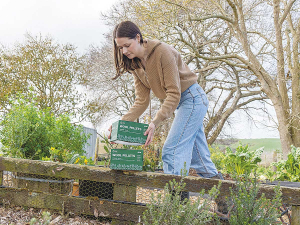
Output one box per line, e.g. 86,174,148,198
0,157,300,224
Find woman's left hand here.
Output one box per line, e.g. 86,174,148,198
144,122,156,146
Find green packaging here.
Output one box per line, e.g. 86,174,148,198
110,149,144,171
110,120,148,145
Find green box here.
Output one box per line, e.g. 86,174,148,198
111,120,148,146
110,149,144,171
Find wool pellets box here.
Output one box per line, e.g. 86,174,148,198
110,149,144,171
110,120,149,146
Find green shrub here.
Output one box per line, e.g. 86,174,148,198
142,178,221,225
224,144,263,176
228,174,282,225
272,145,300,182
41,147,94,166
256,165,276,182
209,145,226,172
0,97,89,161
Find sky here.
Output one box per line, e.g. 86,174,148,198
0,0,119,53
0,0,280,139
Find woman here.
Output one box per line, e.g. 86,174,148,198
108,21,223,180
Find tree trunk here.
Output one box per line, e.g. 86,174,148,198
290,32,300,147
272,97,293,160
273,0,290,118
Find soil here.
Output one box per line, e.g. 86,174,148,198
0,206,110,225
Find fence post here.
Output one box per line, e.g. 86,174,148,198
113,184,136,202
111,172,137,225
291,205,300,225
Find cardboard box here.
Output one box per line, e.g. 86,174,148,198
110,120,148,146
110,149,143,171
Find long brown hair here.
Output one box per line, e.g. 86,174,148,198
113,21,144,79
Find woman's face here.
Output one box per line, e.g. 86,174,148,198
115,36,142,59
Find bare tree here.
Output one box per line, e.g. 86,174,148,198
180,0,300,158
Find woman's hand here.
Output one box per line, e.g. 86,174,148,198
108,125,117,144
144,122,156,146
108,125,112,139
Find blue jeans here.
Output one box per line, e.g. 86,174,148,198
162,83,218,178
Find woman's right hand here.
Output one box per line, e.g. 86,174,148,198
108,125,112,139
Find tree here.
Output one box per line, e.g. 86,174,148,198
178,0,300,158
0,33,88,120
100,0,268,144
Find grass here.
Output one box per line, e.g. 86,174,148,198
232,138,281,152
213,138,281,152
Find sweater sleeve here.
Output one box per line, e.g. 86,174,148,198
121,71,150,122
151,55,181,127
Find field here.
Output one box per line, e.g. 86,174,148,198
230,138,281,152
213,138,281,152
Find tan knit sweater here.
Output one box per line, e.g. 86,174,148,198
121,39,198,127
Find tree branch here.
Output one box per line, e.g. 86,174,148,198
247,31,276,48
279,0,296,26
191,15,234,24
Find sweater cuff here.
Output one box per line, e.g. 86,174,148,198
151,114,164,127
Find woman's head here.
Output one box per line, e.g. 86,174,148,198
113,21,144,79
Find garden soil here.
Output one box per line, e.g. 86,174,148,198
0,206,110,225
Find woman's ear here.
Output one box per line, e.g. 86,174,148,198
136,34,141,43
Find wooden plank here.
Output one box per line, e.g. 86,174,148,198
292,205,300,225
0,157,227,190
0,187,146,222
112,184,137,224
1,157,300,205
113,184,136,202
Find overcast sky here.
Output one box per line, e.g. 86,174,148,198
0,0,119,53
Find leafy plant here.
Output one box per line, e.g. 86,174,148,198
72,155,95,166
256,165,276,182
272,145,300,182
41,147,94,165
209,145,226,172
224,144,263,176
228,173,282,225
142,178,221,225
0,96,89,161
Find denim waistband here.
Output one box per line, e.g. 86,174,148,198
181,83,204,99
